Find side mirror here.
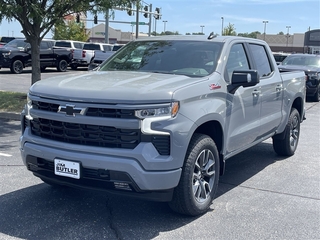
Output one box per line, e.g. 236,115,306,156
25,46,31,52
228,70,260,94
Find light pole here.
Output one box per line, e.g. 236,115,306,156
163,20,168,34
263,20,268,41
200,25,205,34
286,26,291,52
221,17,224,35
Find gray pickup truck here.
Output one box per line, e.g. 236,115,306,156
20,35,306,216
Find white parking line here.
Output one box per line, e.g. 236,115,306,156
0,153,12,157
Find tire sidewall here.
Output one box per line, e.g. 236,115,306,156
11,60,23,74
57,59,68,72
183,135,220,214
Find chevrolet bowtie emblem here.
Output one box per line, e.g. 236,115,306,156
58,104,85,116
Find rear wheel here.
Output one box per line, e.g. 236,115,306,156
169,133,220,216
273,108,300,156
10,60,24,74
57,59,68,72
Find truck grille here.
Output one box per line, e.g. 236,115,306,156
31,118,139,149
32,101,136,119
29,118,170,155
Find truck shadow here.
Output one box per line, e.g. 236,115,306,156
0,140,287,239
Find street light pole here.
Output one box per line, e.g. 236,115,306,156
200,25,205,34
286,26,291,52
221,17,224,35
263,20,268,41
163,20,168,34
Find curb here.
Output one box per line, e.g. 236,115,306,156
0,111,21,121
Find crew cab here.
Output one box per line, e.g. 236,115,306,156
20,35,306,216
0,39,72,73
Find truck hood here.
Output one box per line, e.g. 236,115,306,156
278,64,320,73
30,71,208,103
0,46,23,52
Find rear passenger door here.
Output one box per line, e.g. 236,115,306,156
248,43,283,138
40,41,54,66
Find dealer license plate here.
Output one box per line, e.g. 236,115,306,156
54,159,80,179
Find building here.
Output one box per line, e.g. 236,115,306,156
86,23,149,44
257,29,320,54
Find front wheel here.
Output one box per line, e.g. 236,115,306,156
10,60,24,74
273,108,300,156
57,59,68,72
169,133,220,216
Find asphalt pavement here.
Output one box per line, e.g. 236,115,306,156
0,69,319,239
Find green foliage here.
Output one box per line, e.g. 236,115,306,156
238,31,261,39
0,0,136,84
223,23,237,36
53,20,90,41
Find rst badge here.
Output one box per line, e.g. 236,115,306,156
54,159,80,179
58,104,85,116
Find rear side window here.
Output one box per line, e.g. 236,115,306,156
84,44,100,50
55,42,71,48
249,44,273,77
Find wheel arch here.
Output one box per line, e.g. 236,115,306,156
11,56,26,67
193,120,225,175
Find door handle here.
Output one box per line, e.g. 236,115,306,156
252,89,261,97
276,84,283,92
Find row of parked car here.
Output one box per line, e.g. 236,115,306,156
54,40,124,70
0,38,124,74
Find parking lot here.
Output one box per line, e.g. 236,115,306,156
0,70,319,239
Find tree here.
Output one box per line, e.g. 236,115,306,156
0,0,135,85
238,31,261,39
53,19,90,41
223,23,237,36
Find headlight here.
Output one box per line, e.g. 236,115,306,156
25,94,33,120
136,101,180,135
2,52,11,57
135,101,179,119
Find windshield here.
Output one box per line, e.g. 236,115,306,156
99,40,223,77
282,55,320,67
5,39,29,50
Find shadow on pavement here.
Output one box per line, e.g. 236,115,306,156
0,140,288,239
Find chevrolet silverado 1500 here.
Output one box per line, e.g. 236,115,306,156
20,35,306,216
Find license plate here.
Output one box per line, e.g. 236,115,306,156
54,159,80,179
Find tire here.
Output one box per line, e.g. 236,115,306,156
169,133,220,216
311,84,320,102
70,63,78,70
10,60,24,74
57,59,68,72
273,108,300,156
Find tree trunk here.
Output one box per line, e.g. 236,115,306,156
28,38,42,85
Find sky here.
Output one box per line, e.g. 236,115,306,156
0,0,319,39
